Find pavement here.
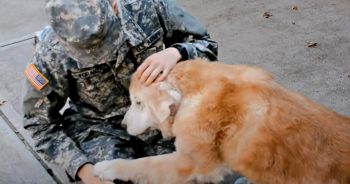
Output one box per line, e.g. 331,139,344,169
0,0,349,183
0,0,47,112
180,0,350,116
0,113,55,184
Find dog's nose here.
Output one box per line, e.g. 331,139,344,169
121,120,127,129
121,123,127,129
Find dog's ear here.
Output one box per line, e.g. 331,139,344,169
156,99,176,123
153,82,181,123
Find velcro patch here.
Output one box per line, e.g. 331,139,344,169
24,63,49,91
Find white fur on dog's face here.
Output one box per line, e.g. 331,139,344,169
121,95,158,136
122,81,181,136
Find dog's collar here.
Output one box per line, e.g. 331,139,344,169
168,104,177,124
162,104,177,128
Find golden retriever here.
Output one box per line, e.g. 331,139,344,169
94,58,350,184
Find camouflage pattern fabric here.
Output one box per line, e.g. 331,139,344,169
22,0,218,181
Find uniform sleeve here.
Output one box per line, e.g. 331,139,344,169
155,0,218,61
22,40,90,181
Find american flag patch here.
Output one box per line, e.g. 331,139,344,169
24,63,49,91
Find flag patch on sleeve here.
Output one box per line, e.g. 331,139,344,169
24,63,49,91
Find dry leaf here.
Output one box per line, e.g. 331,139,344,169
263,12,272,18
306,41,317,48
292,5,299,11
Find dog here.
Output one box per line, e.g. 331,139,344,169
94,58,350,184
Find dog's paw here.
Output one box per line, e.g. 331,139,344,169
94,159,124,181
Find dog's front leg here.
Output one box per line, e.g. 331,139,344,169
94,152,194,184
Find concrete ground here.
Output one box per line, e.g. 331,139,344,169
0,0,47,112
181,0,350,116
0,0,349,183
0,114,55,184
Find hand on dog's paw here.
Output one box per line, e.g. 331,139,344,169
94,160,123,181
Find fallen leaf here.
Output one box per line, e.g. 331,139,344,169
263,12,272,18
292,5,299,11
306,41,317,48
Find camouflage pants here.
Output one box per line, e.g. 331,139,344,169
62,109,250,184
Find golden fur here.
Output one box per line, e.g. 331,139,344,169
94,58,350,184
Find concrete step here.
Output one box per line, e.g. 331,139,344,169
0,107,56,184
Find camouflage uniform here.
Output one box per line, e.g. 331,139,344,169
22,0,218,181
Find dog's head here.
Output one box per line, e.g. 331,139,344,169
122,76,181,137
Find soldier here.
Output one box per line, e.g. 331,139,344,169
22,0,247,183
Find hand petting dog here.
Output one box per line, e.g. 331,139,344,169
136,47,181,86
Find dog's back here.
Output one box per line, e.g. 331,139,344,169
95,59,350,184
170,59,350,184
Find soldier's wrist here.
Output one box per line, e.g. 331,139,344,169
167,47,182,63
77,163,94,181
171,44,188,62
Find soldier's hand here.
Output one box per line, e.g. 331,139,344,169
136,47,181,86
78,163,114,184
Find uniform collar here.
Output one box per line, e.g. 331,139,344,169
118,0,147,47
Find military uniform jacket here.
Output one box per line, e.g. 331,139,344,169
22,0,218,180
